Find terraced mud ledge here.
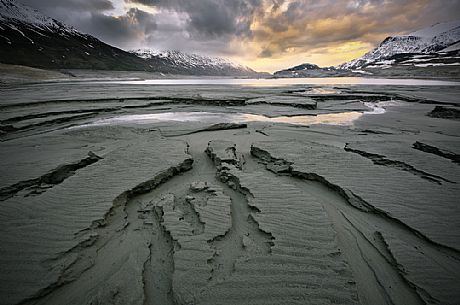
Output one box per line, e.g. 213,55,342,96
1,83,459,305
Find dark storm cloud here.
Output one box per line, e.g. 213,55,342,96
259,48,273,57
18,0,460,59
19,0,160,49
77,8,157,48
20,0,114,12
123,0,460,58
126,0,264,38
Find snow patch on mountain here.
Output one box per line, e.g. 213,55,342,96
0,0,80,40
339,20,460,70
278,63,320,72
131,49,254,73
2,0,58,28
0,1,258,74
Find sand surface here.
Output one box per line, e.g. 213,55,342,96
0,81,459,305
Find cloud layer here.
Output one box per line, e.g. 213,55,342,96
20,0,460,71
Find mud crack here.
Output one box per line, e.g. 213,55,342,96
344,144,453,184
413,141,460,165
0,151,103,201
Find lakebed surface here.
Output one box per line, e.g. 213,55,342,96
0,80,459,305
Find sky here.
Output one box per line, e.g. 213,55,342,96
20,0,460,72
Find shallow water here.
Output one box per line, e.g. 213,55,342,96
85,111,364,126
105,77,460,86
76,99,395,128
77,104,388,128
305,87,342,94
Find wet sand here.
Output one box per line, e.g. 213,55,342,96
0,82,459,305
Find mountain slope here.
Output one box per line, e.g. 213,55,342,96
339,20,460,70
0,0,154,71
274,63,320,75
273,62,353,77
131,49,257,76
0,0,257,75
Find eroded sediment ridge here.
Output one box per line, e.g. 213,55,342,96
250,141,460,305
1,84,459,305
0,151,102,201
413,141,460,164
344,144,454,184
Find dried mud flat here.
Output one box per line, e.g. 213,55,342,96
0,82,459,305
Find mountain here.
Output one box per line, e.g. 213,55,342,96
130,49,257,76
277,63,320,72
0,0,155,71
339,20,460,70
273,62,353,77
0,0,257,75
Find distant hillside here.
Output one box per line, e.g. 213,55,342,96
0,0,155,71
131,49,258,76
274,63,352,77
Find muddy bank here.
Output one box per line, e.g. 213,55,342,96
0,83,459,305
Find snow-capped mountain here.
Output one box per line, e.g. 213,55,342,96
130,49,257,76
0,0,258,75
339,20,460,70
274,63,320,74
0,0,153,71
273,63,351,77
0,0,71,33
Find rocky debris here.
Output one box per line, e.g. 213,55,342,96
427,106,460,120
185,195,195,202
205,140,242,169
266,159,292,174
190,181,209,192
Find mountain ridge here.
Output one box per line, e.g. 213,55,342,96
274,20,460,78
273,62,348,77
0,0,257,76
338,19,460,70
130,49,257,76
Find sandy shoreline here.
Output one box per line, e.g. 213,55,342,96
0,82,459,305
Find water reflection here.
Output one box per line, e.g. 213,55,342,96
305,87,342,94
239,112,363,126
93,112,237,124
80,110,368,127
